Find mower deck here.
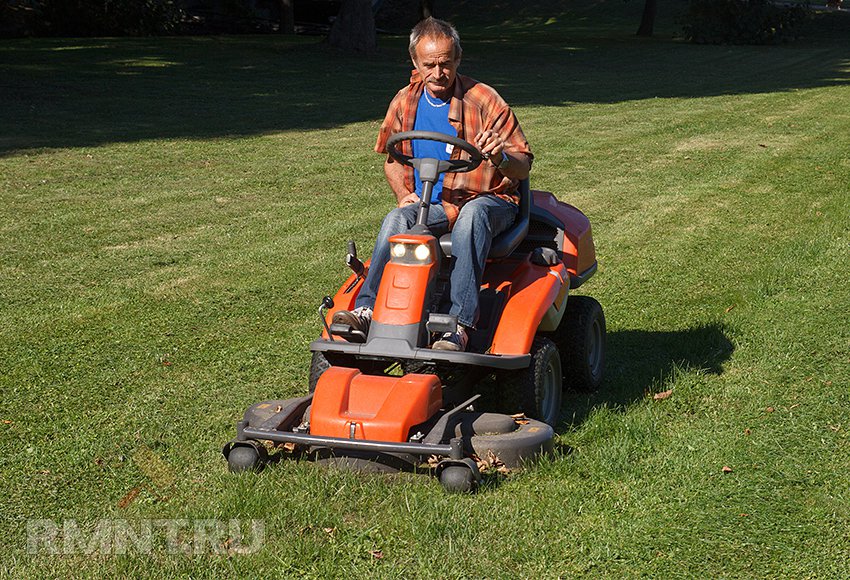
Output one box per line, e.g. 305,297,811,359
224,395,555,491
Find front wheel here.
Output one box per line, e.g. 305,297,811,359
496,337,562,427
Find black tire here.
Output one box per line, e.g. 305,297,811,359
439,465,477,493
555,295,605,391
226,445,263,473
308,351,331,393
495,337,562,427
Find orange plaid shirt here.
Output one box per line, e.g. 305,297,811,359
375,71,533,227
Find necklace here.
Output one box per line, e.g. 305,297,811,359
423,89,449,108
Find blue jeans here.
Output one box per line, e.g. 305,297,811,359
355,195,518,328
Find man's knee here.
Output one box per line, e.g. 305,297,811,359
383,206,416,232
455,201,492,234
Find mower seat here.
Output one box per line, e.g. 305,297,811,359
439,178,531,259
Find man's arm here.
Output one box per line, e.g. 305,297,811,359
385,159,418,207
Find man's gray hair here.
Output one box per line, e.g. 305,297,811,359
409,17,462,62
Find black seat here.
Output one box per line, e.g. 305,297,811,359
439,178,531,259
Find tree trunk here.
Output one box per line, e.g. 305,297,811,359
419,0,436,20
279,0,295,34
328,0,377,53
636,0,657,37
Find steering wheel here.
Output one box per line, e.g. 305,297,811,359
386,131,483,175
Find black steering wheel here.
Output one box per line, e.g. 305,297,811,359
386,131,483,175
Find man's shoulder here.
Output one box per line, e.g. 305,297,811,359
458,75,507,108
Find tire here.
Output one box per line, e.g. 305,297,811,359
555,296,605,392
226,444,263,473
439,465,477,493
308,351,331,393
496,337,562,427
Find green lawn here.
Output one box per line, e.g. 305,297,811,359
2,1,849,577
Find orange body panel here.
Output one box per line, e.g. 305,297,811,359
310,367,442,442
372,234,438,326
532,190,596,277
488,258,568,355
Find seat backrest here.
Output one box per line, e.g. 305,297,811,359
439,178,531,259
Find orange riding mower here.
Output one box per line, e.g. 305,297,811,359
223,131,605,492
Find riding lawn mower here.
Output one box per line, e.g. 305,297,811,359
223,131,605,492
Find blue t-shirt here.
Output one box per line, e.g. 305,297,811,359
413,91,457,204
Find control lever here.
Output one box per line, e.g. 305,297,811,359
345,240,364,277
319,295,334,341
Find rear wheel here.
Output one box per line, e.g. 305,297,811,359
555,296,606,391
496,337,562,427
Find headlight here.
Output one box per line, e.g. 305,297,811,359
389,241,435,264
414,244,431,261
391,243,407,258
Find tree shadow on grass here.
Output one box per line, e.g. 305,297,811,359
559,322,735,430
0,7,848,156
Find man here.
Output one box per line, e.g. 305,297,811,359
333,17,532,352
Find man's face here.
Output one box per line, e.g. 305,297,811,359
413,35,459,101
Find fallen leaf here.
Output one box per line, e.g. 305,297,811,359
323,527,336,536
724,304,736,313
369,549,384,559
118,486,141,508
722,465,733,473
2,420,12,425
739,513,749,517
744,428,751,436
161,359,172,367
94,457,104,465
653,389,673,401
758,143,767,148
766,407,775,413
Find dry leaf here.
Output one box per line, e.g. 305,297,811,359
653,389,673,401
369,549,383,559
766,407,775,413
722,465,733,473
2,420,12,425
323,527,336,536
118,486,141,508
744,428,751,436
724,304,736,313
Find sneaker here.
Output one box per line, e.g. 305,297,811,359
432,325,469,352
331,306,372,335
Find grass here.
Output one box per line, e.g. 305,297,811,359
2,1,849,576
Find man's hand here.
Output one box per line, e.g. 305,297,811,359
474,129,531,180
398,191,419,207
475,129,505,160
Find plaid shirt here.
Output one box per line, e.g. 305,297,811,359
375,71,533,227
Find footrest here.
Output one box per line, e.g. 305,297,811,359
329,323,367,343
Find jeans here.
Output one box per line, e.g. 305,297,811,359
355,195,518,328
